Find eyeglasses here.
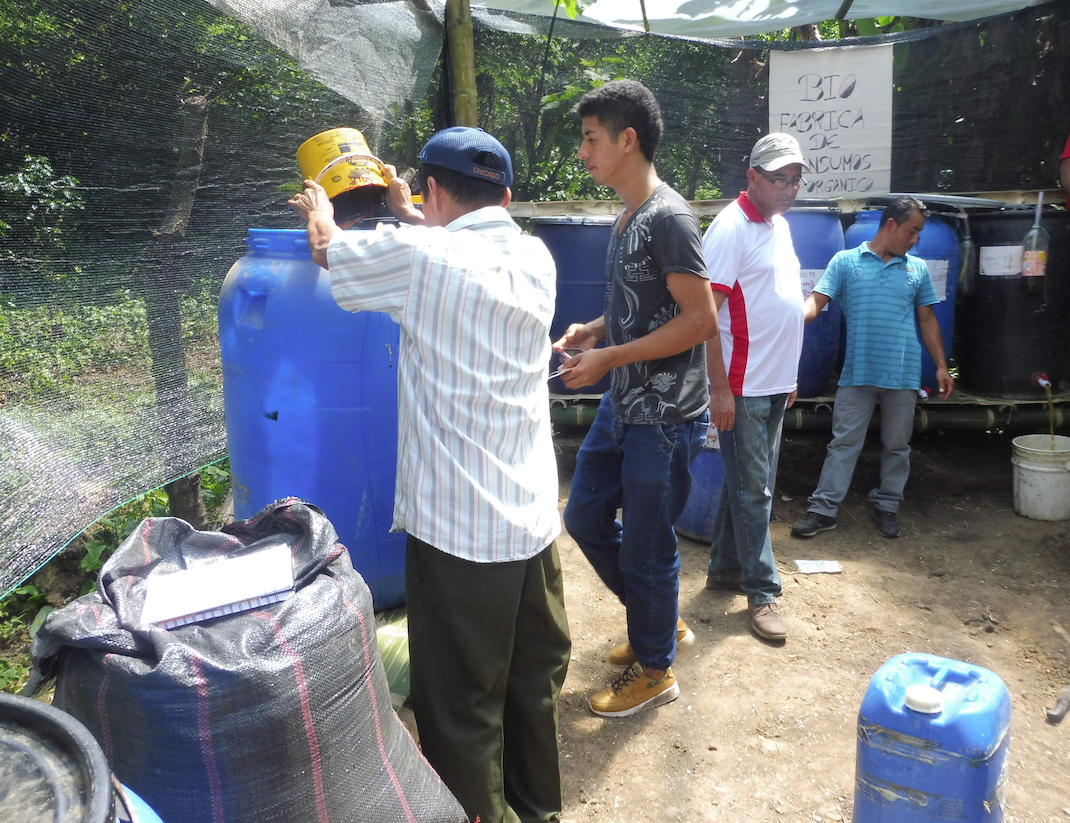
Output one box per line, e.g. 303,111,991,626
757,170,805,190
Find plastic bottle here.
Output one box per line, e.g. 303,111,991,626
1021,191,1048,293
957,217,976,298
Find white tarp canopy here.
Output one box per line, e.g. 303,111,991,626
475,0,1051,39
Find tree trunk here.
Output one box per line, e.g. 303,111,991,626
724,49,766,195
145,94,209,529
165,473,206,530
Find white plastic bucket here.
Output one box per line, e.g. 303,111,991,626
1011,433,1070,521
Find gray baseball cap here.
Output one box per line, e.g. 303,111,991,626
750,133,812,172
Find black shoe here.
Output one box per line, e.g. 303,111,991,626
874,508,901,538
791,511,837,538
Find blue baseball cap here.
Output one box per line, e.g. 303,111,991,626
418,127,513,188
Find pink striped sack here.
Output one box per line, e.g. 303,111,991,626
31,498,467,823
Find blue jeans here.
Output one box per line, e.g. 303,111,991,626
708,394,787,606
808,385,917,516
564,394,707,672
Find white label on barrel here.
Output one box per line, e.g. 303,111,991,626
979,245,1023,277
799,269,830,311
921,258,949,301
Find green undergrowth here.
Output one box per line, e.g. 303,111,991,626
0,460,231,694
0,288,220,398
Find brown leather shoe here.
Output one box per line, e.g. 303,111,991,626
705,575,743,592
749,602,786,640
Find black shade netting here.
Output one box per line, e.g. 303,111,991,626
0,0,445,596
2,0,1068,597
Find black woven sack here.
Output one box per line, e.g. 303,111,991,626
31,498,467,823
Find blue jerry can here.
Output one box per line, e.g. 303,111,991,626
853,653,1011,822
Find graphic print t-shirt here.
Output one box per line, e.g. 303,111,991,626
604,184,710,425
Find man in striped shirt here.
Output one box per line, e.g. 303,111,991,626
289,127,570,823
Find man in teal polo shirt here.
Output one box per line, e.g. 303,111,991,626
791,195,954,540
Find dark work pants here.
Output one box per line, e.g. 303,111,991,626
406,535,571,823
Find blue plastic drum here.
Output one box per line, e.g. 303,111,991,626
675,435,782,544
783,209,845,397
219,228,405,611
853,653,1011,822
530,215,615,395
844,211,960,393
674,447,727,543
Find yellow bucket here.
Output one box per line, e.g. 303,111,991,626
296,128,387,223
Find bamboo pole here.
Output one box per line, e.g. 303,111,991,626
445,0,478,126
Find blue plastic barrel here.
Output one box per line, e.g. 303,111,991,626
674,447,727,543
844,211,960,393
530,216,615,395
675,434,782,544
219,228,405,611
119,786,165,823
853,653,1011,822
0,692,167,823
784,209,845,397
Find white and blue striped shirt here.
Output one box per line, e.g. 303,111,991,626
327,206,561,563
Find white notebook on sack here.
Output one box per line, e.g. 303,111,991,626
141,543,295,630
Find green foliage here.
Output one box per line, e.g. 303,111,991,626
187,15,328,123
0,286,218,396
0,584,49,692
76,486,171,594
79,539,110,576
0,155,84,243
0,658,27,691
554,0,594,21
754,16,930,41
199,461,231,511
0,290,148,392
852,17,906,36
0,585,48,640
0,460,233,694
414,29,737,202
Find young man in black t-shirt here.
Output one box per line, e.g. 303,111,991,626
554,79,727,717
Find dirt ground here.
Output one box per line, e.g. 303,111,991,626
550,424,1070,823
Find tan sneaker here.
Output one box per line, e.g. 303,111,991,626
589,662,680,717
607,618,695,666
749,602,787,640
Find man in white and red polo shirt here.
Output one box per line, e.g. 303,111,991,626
701,133,807,642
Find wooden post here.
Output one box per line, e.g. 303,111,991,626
445,0,478,126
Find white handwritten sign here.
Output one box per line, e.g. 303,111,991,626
770,46,893,198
